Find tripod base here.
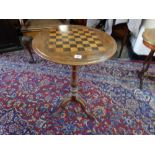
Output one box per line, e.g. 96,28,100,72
52,66,95,119
52,94,95,119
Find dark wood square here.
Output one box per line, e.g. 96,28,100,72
56,39,62,42
78,47,85,51
64,48,70,51
56,45,63,48
70,44,77,47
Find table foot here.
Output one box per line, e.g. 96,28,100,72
52,96,71,116
52,95,95,120
75,95,95,120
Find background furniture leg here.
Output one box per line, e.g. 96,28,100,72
118,41,124,58
138,50,155,89
22,36,35,63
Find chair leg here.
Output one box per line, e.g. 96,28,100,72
118,41,124,58
118,32,130,58
22,36,35,63
138,50,155,89
25,44,35,63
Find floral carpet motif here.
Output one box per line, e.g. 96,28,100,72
0,50,155,135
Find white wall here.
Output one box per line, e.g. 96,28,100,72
142,19,155,28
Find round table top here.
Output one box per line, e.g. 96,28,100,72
143,28,155,45
32,25,117,66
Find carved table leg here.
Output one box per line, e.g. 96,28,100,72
52,66,95,119
138,50,155,89
22,36,35,63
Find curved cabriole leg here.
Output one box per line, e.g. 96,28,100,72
22,36,35,63
138,50,155,89
52,96,71,115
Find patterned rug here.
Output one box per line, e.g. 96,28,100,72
0,50,155,135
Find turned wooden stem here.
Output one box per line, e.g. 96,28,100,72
71,66,78,100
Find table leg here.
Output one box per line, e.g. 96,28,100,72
138,50,155,89
22,36,35,63
52,66,95,119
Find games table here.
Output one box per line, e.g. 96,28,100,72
32,25,117,119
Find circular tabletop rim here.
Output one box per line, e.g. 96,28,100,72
32,25,117,66
143,28,155,46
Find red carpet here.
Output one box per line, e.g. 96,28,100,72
0,50,155,134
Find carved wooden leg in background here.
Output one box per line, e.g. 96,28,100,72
118,31,130,58
22,36,35,63
138,50,155,89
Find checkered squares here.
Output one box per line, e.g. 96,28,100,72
48,27,105,52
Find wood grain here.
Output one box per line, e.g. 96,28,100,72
32,25,117,66
143,28,155,46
